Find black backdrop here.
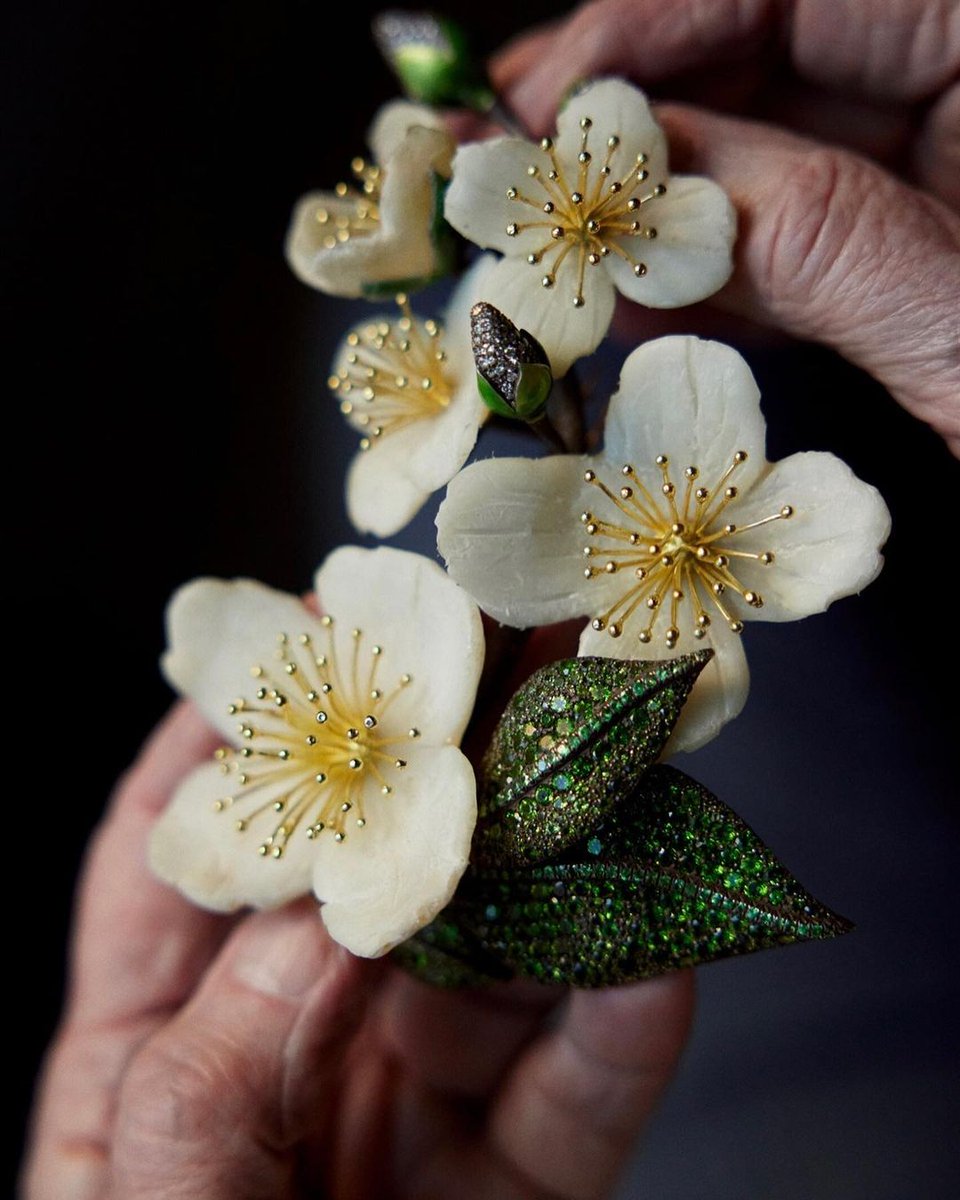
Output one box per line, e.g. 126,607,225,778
9,2,959,1194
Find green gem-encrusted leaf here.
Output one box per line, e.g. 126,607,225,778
475,653,711,868
391,911,511,988
461,765,852,986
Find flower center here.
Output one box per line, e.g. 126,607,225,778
329,295,453,448
581,453,794,647
313,156,382,247
504,116,666,307
213,616,421,855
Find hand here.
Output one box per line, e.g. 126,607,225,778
23,697,694,1200
493,0,960,455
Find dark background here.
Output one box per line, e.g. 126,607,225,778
9,1,959,1195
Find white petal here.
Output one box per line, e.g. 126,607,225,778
149,762,315,911
374,124,454,283
345,386,484,537
368,100,444,162
445,138,554,257
436,455,593,626
284,191,376,298
555,78,667,180
604,336,768,490
162,579,318,742
479,253,615,377
605,175,736,308
441,253,500,383
577,620,750,753
727,452,891,621
313,546,483,745
313,745,476,957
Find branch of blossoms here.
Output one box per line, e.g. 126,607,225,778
145,13,891,989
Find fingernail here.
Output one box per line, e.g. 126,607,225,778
231,902,329,999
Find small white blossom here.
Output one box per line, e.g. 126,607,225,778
149,546,484,958
437,336,891,752
444,79,736,375
330,256,497,537
286,102,455,298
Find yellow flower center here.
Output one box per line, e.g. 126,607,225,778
505,116,666,307
213,616,420,855
313,156,382,246
581,452,795,647
329,296,453,448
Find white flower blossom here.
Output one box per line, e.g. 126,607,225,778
444,79,736,376
330,256,497,537
149,546,484,958
286,102,455,298
437,336,891,752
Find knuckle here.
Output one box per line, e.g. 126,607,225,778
758,145,878,311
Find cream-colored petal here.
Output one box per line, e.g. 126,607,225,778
162,579,319,742
577,619,750,754
346,433,432,537
445,138,555,257
148,762,315,912
313,745,476,957
345,385,484,537
285,191,378,297
440,253,499,385
437,454,594,626
368,100,445,162
604,336,768,490
724,451,891,621
554,78,668,180
313,546,483,746
479,253,615,377
604,174,736,308
374,124,453,282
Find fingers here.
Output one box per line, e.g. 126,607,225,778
790,0,960,102
657,105,960,452
108,901,377,1199
496,0,960,128
24,704,237,1200
496,0,780,133
488,972,696,1200
377,973,556,1099
71,701,232,1027
916,81,960,207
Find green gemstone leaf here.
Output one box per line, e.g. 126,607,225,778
459,764,853,986
391,911,511,988
475,653,711,868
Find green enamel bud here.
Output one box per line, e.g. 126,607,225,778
471,302,553,422
372,11,494,110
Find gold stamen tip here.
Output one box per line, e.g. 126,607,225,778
543,201,554,213
364,715,377,728
604,561,617,573
395,759,407,769
571,191,583,204
583,469,596,482
348,758,362,770
382,785,392,795
608,134,619,147
236,819,248,832
357,818,366,827
506,223,519,236
592,617,606,631
573,295,584,307
550,226,564,239
608,623,622,638
729,620,745,633
633,263,647,276
540,136,553,151
646,596,659,609
620,486,633,499
656,454,668,465
506,186,518,198
781,505,794,518
580,117,592,130
400,673,411,685
638,629,652,644
347,728,359,740
316,711,328,724
578,151,591,164
315,772,327,783
761,552,775,565
408,728,420,738
334,832,345,842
